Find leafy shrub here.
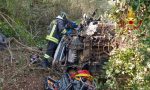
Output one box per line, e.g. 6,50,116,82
104,47,150,89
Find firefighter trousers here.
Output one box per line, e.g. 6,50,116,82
44,41,58,61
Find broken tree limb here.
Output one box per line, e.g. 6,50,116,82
6,37,44,53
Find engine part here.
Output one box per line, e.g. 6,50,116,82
68,49,77,63
69,36,83,50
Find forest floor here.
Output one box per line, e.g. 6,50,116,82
0,39,55,90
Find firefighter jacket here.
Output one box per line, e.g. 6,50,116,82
46,16,68,44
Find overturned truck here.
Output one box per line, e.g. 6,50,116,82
53,21,116,74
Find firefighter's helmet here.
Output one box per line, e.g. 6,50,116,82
60,12,67,19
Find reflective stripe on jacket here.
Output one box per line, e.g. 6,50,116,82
46,18,78,44
46,19,67,44
46,20,58,43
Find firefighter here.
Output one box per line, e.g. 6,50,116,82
41,12,77,68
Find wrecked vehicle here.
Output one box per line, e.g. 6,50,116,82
52,20,116,74
44,66,96,90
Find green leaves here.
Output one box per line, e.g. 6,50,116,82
0,21,15,37
105,47,148,89
130,0,140,11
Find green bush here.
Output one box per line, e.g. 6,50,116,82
0,21,15,37
104,47,150,89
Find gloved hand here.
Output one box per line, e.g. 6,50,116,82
66,29,73,35
71,22,78,28
65,21,78,29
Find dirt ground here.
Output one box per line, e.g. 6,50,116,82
0,42,57,90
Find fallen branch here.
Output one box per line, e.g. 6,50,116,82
6,37,43,53
6,43,13,64
10,47,45,53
